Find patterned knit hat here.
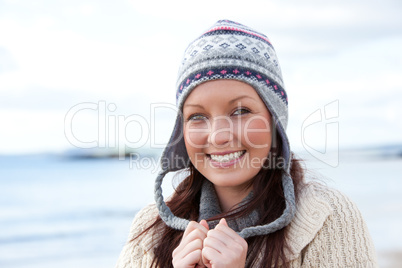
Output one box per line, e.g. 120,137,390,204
154,20,295,239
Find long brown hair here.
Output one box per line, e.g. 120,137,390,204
133,133,305,267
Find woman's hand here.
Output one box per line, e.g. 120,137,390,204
172,220,210,268
202,218,248,268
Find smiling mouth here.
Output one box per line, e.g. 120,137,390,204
207,150,246,163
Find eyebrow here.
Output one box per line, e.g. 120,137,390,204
183,103,204,109
184,95,255,108
228,95,255,105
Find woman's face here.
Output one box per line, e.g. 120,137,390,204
183,80,273,190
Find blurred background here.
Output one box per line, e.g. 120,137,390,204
0,0,401,267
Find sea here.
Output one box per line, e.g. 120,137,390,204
0,151,401,267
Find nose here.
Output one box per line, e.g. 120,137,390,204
208,116,233,147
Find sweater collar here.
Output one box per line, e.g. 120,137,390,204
198,180,259,232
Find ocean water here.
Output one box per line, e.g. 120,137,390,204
0,153,401,267
0,154,168,268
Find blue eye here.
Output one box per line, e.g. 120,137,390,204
233,108,251,116
187,114,207,121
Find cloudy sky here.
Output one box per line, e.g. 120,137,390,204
0,0,401,154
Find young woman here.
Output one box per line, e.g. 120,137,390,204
116,20,378,267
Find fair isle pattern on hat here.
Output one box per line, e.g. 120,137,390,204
176,67,288,105
176,19,287,105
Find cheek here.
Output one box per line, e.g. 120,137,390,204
241,117,272,148
183,126,208,150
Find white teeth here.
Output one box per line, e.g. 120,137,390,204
210,151,244,162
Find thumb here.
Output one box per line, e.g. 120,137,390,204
219,218,228,226
199,219,210,230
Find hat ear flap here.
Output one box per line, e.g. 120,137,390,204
160,113,190,172
154,169,190,231
238,173,296,238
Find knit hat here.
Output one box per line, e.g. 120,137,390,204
154,20,295,239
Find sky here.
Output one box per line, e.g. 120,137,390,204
0,0,401,155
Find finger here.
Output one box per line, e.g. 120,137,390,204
173,248,203,267
211,222,248,251
183,226,208,245
173,238,203,262
183,221,208,239
202,246,221,268
175,228,208,257
203,229,248,268
215,219,244,244
199,219,210,230
219,218,228,226
177,221,208,252
203,236,226,254
183,249,203,267
206,228,231,248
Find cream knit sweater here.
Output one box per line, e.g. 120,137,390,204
116,182,378,267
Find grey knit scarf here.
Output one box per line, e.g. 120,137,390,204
198,180,260,232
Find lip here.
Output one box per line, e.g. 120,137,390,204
208,150,244,156
207,150,246,168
